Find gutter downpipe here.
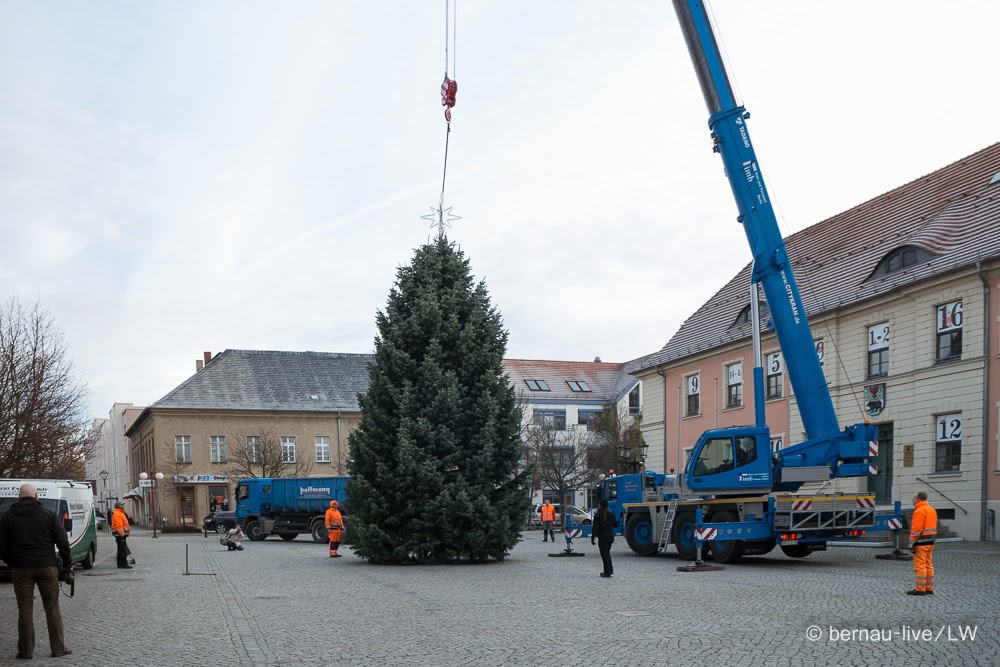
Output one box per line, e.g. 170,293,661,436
976,260,990,541
337,411,343,475
657,367,669,471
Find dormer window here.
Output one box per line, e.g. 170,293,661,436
731,300,769,328
567,380,591,392
525,379,550,391
867,245,937,281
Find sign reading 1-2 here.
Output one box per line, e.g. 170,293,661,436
868,323,890,351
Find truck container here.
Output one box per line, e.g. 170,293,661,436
235,476,350,543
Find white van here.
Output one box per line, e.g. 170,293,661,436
0,479,99,571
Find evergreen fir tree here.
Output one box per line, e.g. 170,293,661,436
347,236,528,563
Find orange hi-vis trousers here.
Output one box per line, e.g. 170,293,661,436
913,544,935,592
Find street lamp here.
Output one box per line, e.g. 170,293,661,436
139,470,165,538
99,470,109,516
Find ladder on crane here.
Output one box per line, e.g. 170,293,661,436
657,498,679,552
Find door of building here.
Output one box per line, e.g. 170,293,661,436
867,423,893,502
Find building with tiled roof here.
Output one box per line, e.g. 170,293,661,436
634,143,1000,541
125,350,373,527
505,357,643,509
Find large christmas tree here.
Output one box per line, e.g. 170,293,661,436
346,236,528,563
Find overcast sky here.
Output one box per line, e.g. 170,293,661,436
3,1,998,420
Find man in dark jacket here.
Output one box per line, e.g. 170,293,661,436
0,483,73,659
590,499,620,578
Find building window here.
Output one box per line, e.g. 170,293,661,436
866,245,937,281
525,379,550,391
867,323,890,378
936,301,963,362
210,435,227,463
731,300,770,328
567,380,591,392
685,374,700,417
628,385,640,416
247,436,261,463
935,413,962,472
532,410,566,430
578,409,602,431
175,435,192,463
281,436,297,463
316,436,331,463
765,352,783,399
726,362,743,408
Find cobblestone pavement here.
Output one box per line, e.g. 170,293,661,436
1,528,997,666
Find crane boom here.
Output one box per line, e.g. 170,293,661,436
672,0,840,439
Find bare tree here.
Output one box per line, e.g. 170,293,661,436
0,295,91,478
589,403,644,474
522,423,597,518
226,423,314,480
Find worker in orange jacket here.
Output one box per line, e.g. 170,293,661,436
325,500,344,558
907,491,937,596
111,502,132,569
540,500,556,542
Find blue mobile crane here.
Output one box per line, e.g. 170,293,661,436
580,1,903,563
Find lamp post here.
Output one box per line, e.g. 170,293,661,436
616,440,650,475
139,470,165,538
99,469,109,517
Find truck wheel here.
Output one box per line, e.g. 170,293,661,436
625,514,657,556
311,523,328,543
279,533,297,541
780,543,814,558
707,511,744,564
673,512,698,560
245,521,266,541
80,544,95,570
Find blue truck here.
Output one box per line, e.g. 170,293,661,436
234,476,350,543
562,1,904,563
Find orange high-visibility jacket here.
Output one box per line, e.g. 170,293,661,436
540,504,556,523
111,508,130,537
325,507,343,531
909,500,938,546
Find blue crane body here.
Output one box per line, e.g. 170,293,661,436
235,476,350,543
557,1,903,562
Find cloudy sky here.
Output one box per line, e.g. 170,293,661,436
2,1,998,419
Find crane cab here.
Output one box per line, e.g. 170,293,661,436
684,426,773,495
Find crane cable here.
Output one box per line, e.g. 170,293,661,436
424,0,461,237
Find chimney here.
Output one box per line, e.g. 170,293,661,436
204,351,212,366
196,360,204,371
594,356,602,363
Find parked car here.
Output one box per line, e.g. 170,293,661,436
95,511,107,532
528,503,593,527
202,510,237,533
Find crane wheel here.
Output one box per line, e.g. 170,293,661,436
780,543,814,558
707,510,744,564
673,511,698,560
625,514,657,556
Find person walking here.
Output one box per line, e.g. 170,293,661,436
325,500,344,558
591,499,620,578
111,501,132,569
0,483,73,659
540,499,556,542
224,525,245,551
907,491,938,596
